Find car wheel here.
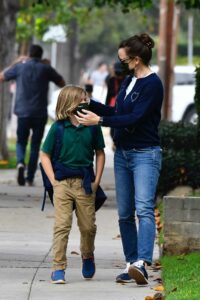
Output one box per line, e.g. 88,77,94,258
182,106,198,124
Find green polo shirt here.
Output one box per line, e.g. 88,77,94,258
41,120,105,168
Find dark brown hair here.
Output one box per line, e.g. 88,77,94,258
118,33,155,66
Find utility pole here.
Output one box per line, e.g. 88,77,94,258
158,0,180,120
188,14,193,66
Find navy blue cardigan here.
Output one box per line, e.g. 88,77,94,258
90,73,164,150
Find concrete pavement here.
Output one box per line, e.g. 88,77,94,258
0,132,161,300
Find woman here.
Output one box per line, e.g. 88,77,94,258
76,33,163,285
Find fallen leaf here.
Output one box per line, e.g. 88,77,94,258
112,234,121,240
153,292,164,300
152,285,164,292
154,210,160,217
144,296,154,300
153,277,163,284
171,287,177,292
113,264,122,268
71,251,79,255
157,224,163,232
151,262,162,271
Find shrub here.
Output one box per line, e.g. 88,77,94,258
158,121,200,195
194,65,200,132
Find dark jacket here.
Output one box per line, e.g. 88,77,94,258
90,73,164,150
4,58,64,117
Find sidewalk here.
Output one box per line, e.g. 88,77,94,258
0,129,161,300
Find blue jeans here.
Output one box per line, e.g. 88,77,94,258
114,147,162,265
16,117,47,182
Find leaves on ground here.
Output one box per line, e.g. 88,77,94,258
71,251,79,255
112,234,121,240
152,285,165,292
145,292,165,300
153,293,165,300
153,277,163,284
154,208,160,217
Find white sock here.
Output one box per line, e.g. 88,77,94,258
133,260,144,268
123,262,131,273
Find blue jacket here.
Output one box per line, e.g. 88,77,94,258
90,73,164,150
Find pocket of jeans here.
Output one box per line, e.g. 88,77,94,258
134,147,162,153
134,148,154,153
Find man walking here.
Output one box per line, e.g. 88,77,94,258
0,44,65,186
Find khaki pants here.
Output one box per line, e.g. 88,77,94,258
52,178,96,271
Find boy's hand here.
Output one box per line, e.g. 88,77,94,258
91,182,98,193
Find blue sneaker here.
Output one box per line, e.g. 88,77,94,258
116,272,134,283
51,270,66,284
82,256,95,279
128,260,148,285
116,263,134,283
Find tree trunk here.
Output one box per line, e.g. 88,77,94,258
18,40,31,56
158,0,180,120
67,18,81,84
0,0,19,160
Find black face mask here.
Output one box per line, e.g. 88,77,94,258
73,102,90,115
120,62,134,76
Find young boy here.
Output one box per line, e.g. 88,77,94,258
40,85,105,284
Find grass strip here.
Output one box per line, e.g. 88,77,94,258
161,252,200,300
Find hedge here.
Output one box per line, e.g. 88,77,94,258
158,121,200,195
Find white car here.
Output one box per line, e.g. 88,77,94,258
48,66,197,123
48,88,61,120
171,66,196,123
152,65,196,123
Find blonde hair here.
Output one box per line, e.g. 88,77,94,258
56,85,86,120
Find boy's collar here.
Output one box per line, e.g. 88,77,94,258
64,119,84,128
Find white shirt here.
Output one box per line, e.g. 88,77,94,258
125,76,137,98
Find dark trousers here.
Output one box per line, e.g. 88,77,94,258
16,117,47,182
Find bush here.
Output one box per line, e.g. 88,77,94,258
194,65,200,131
158,121,200,195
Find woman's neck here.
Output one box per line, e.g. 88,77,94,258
134,65,152,79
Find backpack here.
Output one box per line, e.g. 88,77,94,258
39,120,107,211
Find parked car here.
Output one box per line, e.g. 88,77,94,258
171,66,196,124
152,65,197,124
48,66,197,123
48,88,61,120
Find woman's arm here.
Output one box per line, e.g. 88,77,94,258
40,151,55,185
77,81,163,128
90,99,115,116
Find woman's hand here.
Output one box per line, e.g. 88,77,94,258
75,110,100,126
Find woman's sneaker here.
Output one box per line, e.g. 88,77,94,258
82,255,95,279
116,263,134,283
128,260,148,285
51,270,66,284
